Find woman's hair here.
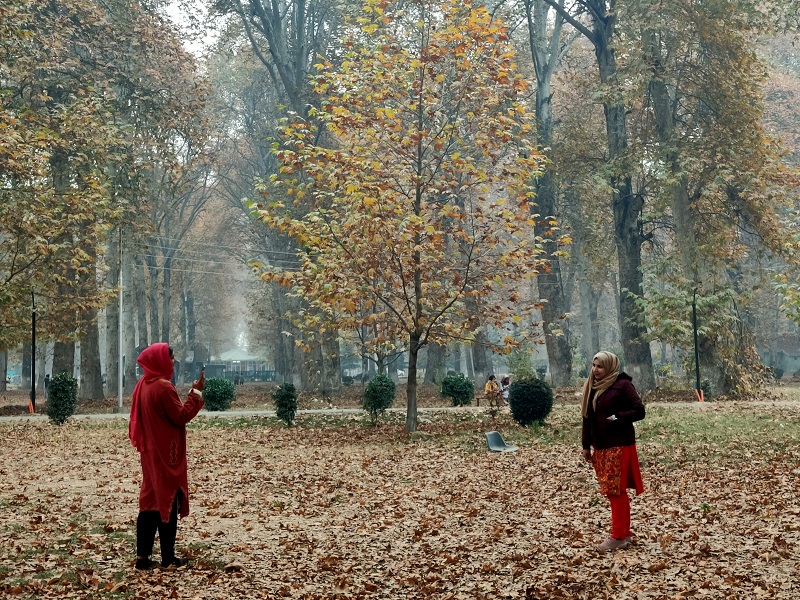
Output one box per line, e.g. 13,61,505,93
168,346,174,358
488,374,496,381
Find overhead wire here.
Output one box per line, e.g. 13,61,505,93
134,252,301,269
149,235,300,257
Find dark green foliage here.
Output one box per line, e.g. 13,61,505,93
46,372,77,425
272,382,297,427
362,375,395,424
509,377,554,426
440,373,474,407
204,377,235,411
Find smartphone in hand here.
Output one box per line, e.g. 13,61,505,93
195,365,206,392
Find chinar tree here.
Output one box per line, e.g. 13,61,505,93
253,0,552,432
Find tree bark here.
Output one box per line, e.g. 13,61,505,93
543,0,655,389
126,247,141,392
52,341,75,378
451,343,462,374
320,330,341,394
21,343,31,388
423,342,446,384
470,329,491,386
527,0,574,387
577,264,600,369
593,6,655,389
465,345,475,379
406,332,421,433
134,253,148,348
146,254,160,343
105,229,121,395
0,349,7,393
79,310,105,400
160,257,172,343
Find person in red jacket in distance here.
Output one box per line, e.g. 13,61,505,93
129,343,205,569
581,351,646,552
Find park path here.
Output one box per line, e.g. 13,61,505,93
2,399,799,422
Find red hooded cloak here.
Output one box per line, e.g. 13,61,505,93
129,343,203,522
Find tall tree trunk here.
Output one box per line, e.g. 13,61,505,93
52,341,75,377
178,275,188,355
465,345,475,379
273,286,303,388
134,253,148,350
146,255,160,343
125,244,139,393
406,332,421,432
527,0,573,387
22,343,32,388
470,329,491,385
537,237,573,386
593,9,654,389
543,0,655,388
105,229,121,395
77,231,104,400
0,349,7,393
318,331,341,394
36,343,46,392
186,288,196,352
49,138,80,381
79,310,104,400
160,258,172,343
423,342,446,384
451,343,462,374
577,265,601,370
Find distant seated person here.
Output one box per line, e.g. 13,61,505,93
484,375,501,405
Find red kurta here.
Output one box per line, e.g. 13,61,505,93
129,343,203,522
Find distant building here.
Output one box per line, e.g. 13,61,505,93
207,348,274,383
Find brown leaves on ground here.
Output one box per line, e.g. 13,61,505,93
0,403,799,599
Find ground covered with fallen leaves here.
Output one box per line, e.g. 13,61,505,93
1,399,799,599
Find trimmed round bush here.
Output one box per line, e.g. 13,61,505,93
440,373,474,407
46,372,78,425
272,382,297,427
204,377,235,411
509,377,554,426
362,375,395,424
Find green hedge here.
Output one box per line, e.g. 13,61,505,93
440,373,474,406
362,375,395,424
272,382,297,427
204,377,235,411
46,372,78,425
508,377,553,426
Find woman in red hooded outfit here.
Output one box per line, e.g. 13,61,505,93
581,351,645,552
129,343,204,569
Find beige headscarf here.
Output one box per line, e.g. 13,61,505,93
581,351,621,418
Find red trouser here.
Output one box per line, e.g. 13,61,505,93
608,492,631,540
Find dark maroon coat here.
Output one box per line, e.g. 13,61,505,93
129,343,203,522
582,372,645,451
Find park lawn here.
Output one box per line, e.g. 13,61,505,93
0,402,798,599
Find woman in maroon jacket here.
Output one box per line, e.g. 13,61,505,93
129,343,205,569
581,351,645,551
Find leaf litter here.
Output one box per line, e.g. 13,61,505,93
0,403,798,599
